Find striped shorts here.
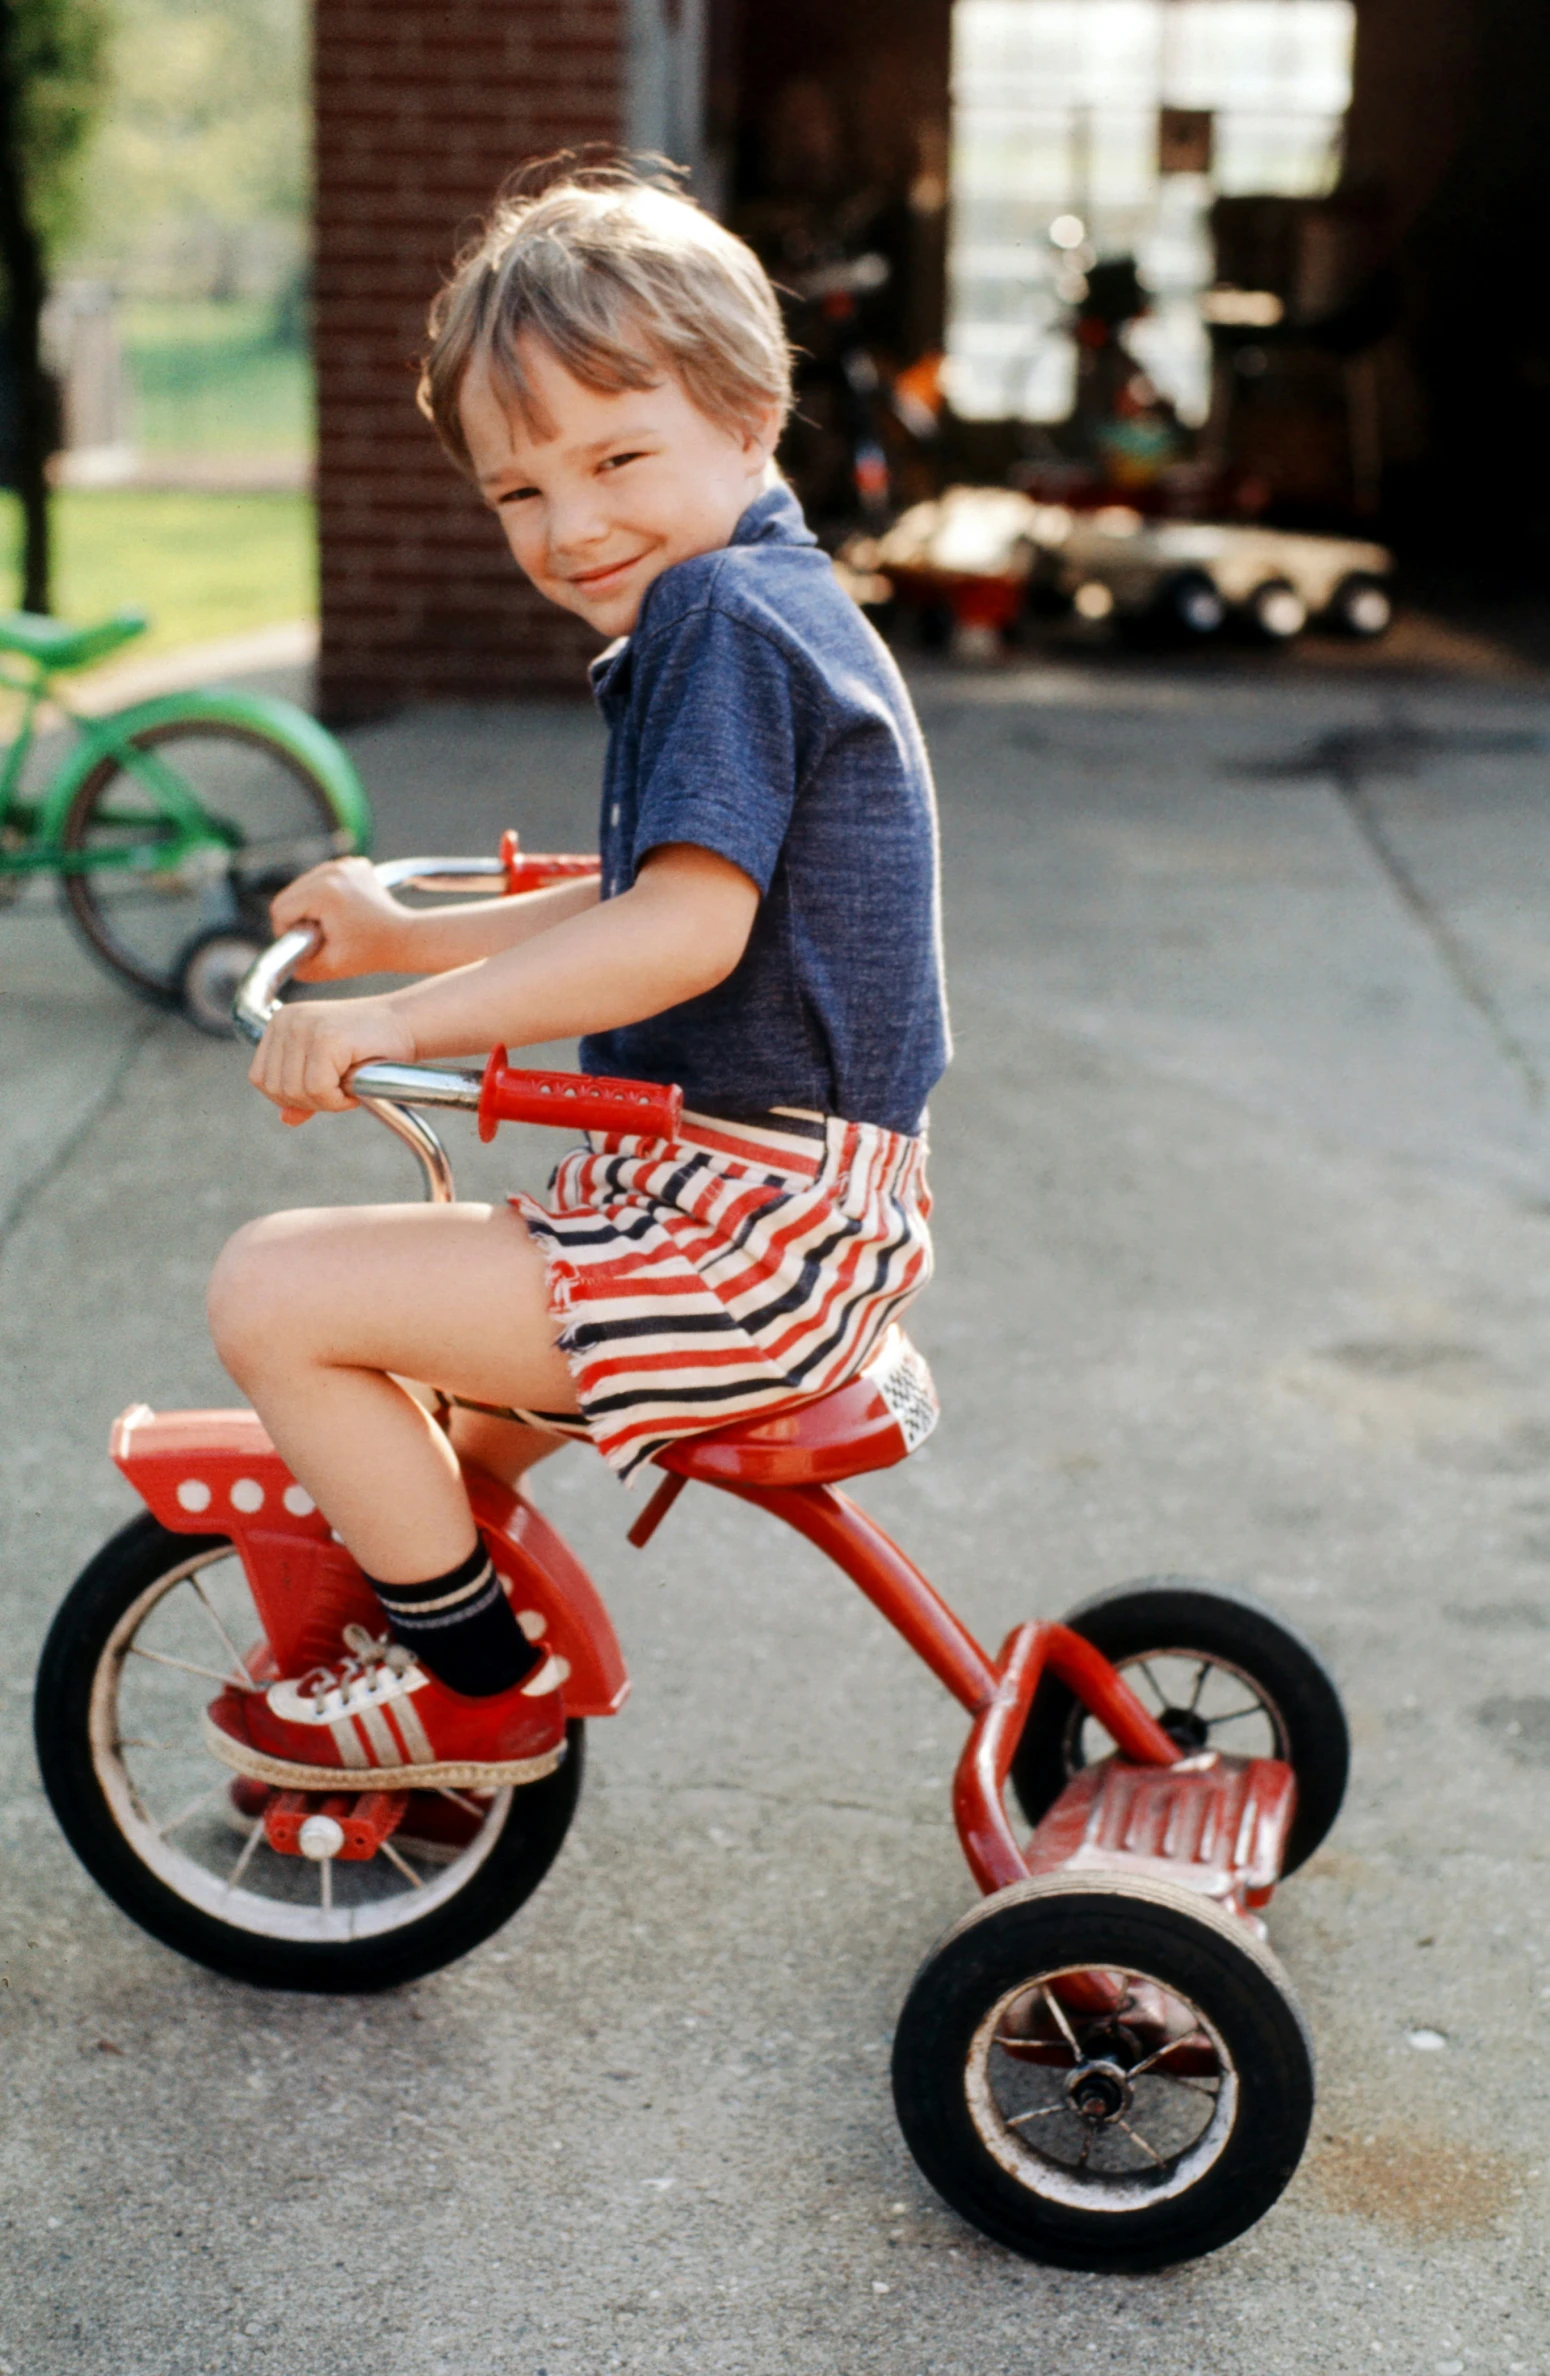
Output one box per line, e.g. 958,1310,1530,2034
497,1106,933,1481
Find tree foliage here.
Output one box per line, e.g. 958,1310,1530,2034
5,0,111,259
0,0,111,608
71,0,307,291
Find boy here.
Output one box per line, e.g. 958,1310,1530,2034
203,166,948,1795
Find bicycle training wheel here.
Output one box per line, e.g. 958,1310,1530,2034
34,1512,583,1992
891,1872,1314,2271
1009,1577,1348,1873
60,717,355,1014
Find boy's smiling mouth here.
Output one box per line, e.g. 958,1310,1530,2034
564,551,651,591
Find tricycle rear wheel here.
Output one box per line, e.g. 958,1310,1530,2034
1009,1577,1348,1872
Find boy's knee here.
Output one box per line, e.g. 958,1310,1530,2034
206,1215,303,1375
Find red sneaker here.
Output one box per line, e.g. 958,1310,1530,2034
203,1624,567,1791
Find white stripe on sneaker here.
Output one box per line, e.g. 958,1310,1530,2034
391,1696,436,1765
329,1716,369,1769
358,1704,401,1764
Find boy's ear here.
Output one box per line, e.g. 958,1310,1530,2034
742,398,786,463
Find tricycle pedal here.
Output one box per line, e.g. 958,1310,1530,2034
263,1787,409,1861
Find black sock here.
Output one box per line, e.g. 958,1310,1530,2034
364,1542,542,1697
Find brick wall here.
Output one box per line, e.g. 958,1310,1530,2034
313,0,624,717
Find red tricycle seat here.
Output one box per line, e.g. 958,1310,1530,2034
658,1326,939,1487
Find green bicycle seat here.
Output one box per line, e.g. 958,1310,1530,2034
0,607,149,672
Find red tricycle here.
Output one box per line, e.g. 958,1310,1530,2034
34,847,1350,2274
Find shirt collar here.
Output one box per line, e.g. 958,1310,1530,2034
589,634,631,706
728,480,817,550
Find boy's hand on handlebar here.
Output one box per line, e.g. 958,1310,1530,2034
270,857,411,982
249,995,419,1125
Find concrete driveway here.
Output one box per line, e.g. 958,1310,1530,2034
3,652,1550,2373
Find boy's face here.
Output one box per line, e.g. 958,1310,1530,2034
462,340,781,638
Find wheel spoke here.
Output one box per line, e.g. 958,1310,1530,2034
319,1859,333,1912
127,1644,256,1692
226,1823,265,1889
1005,2102,1067,2128
1038,1984,1082,2061
1201,1702,1265,1729
234,831,347,869
157,1782,228,1840
1115,2117,1166,2166
189,1577,255,1684
1127,2029,1215,2078
1133,1660,1169,1710
1186,1659,1211,1716
377,1838,424,1889
437,1787,486,1817
115,1739,187,1753
385,1833,444,1866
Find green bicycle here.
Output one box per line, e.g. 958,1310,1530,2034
0,606,372,1032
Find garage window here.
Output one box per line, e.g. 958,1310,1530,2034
947,0,1356,423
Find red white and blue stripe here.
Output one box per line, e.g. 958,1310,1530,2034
504,1107,933,1479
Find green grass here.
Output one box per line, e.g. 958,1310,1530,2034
123,297,313,460
0,489,317,658
0,303,319,659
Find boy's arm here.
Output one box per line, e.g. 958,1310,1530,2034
269,856,601,983
247,845,759,1120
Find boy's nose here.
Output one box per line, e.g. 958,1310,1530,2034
546,498,613,562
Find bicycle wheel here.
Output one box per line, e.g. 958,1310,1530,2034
59,717,354,1009
34,1512,583,1992
1009,1578,1348,1873
892,1873,1314,2271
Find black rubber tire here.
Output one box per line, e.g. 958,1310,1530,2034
891,1872,1315,2272
1327,571,1394,639
177,927,267,1036
60,718,345,1007
1136,567,1227,644
917,598,956,652
34,1513,584,1992
1245,578,1307,641
1009,1577,1348,1874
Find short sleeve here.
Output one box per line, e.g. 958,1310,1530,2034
628,605,801,895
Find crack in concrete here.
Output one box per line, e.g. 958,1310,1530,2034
1236,707,1549,1112
1332,764,1546,1112
653,1775,953,1828
0,1014,162,1262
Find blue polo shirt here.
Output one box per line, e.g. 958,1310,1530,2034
580,483,950,1136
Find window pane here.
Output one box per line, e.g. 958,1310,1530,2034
947,0,1355,422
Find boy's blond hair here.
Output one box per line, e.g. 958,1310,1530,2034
419,161,792,470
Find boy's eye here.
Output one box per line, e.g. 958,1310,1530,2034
601,450,646,473
496,486,539,506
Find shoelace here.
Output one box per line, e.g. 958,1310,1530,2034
296,1624,416,1711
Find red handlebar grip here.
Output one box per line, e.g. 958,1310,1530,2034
499,828,601,896
478,1049,683,1144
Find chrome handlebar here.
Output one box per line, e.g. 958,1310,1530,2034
232,854,512,1202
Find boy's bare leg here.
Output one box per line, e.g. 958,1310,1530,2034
447,1405,567,1491
207,1201,579,1583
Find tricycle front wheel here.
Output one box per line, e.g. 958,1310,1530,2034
892,1873,1314,2271
35,1513,583,1992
